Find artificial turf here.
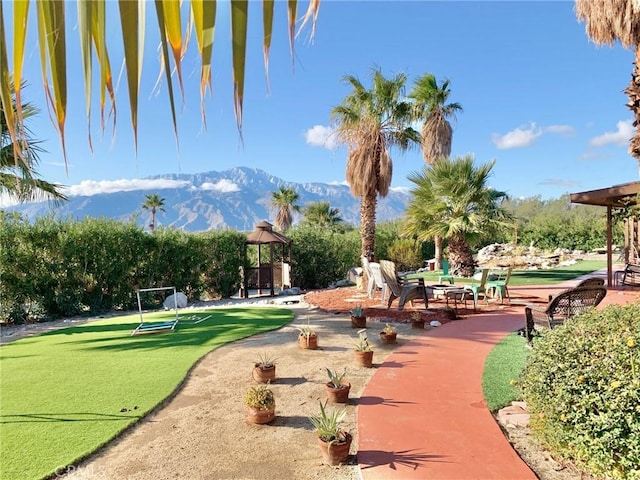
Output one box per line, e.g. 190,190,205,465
482,332,529,412
0,307,293,480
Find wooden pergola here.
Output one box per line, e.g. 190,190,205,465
570,181,640,287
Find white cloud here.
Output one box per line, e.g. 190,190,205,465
305,125,339,150
538,178,581,188
64,178,190,197
492,122,576,150
589,119,634,147
329,180,349,186
389,186,411,194
492,123,542,149
200,179,240,193
543,125,575,136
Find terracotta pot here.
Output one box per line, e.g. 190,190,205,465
354,350,374,368
245,405,275,424
411,320,425,329
298,333,318,350
252,364,276,383
317,433,352,466
380,331,397,345
350,315,366,328
326,382,350,404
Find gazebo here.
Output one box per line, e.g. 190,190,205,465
570,181,640,287
244,221,293,297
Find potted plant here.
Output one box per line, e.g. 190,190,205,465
243,384,276,424
350,304,366,328
309,400,352,466
325,366,350,404
353,332,374,368
380,322,397,345
411,311,425,329
252,351,277,383
296,322,318,350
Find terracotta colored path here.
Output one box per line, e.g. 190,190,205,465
357,273,639,480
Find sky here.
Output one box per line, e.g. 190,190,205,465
3,0,639,206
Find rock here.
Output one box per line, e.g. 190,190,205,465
280,287,301,295
430,320,442,327
164,292,188,309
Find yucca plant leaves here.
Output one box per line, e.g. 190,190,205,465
191,0,216,125
262,0,274,93
231,0,248,135
119,0,144,148
1,0,322,162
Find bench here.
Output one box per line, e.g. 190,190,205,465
614,263,640,287
524,285,607,343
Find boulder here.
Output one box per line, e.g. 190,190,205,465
164,292,188,309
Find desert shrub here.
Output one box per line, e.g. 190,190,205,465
522,303,640,479
387,238,422,271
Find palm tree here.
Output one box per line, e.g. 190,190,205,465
332,68,419,260
575,0,640,163
302,201,342,228
403,155,513,277
141,194,166,232
409,73,463,269
271,187,300,231
0,1,321,161
0,82,67,205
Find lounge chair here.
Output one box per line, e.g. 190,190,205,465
361,256,387,300
379,260,428,311
524,285,607,343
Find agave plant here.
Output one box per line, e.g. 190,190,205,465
309,400,347,443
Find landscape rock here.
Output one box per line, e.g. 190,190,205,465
164,292,188,309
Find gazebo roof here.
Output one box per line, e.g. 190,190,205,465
570,181,640,207
246,221,292,245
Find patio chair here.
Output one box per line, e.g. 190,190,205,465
463,269,490,310
486,267,512,304
438,260,454,285
379,260,428,311
361,256,387,300
524,285,607,343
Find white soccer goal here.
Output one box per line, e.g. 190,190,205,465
131,286,179,336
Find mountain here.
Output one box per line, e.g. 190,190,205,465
6,167,411,231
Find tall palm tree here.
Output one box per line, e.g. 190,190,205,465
0,82,67,204
575,0,640,163
409,73,463,269
332,68,419,260
403,155,513,277
141,194,166,232
0,1,321,162
271,187,300,231
302,201,342,228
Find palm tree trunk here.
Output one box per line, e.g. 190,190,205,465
625,45,640,165
447,234,475,277
434,235,443,270
360,191,377,261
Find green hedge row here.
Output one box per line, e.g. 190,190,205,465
522,304,640,479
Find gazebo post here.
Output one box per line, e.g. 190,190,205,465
607,205,613,288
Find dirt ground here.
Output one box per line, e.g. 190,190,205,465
2,287,589,480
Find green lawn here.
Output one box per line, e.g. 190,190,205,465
0,308,292,480
482,332,529,411
408,259,606,286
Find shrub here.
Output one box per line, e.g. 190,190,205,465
387,238,422,271
522,303,640,479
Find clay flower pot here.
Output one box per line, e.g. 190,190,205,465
380,331,397,345
317,433,352,466
325,382,351,404
298,333,318,350
245,405,276,424
354,350,374,368
252,364,276,383
350,315,366,328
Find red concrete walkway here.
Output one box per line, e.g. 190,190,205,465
357,275,639,479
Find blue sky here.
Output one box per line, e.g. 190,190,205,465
5,0,639,206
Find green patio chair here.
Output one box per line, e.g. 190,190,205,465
486,267,512,304
463,269,490,310
438,260,454,285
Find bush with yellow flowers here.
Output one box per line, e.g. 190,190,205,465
522,302,640,479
